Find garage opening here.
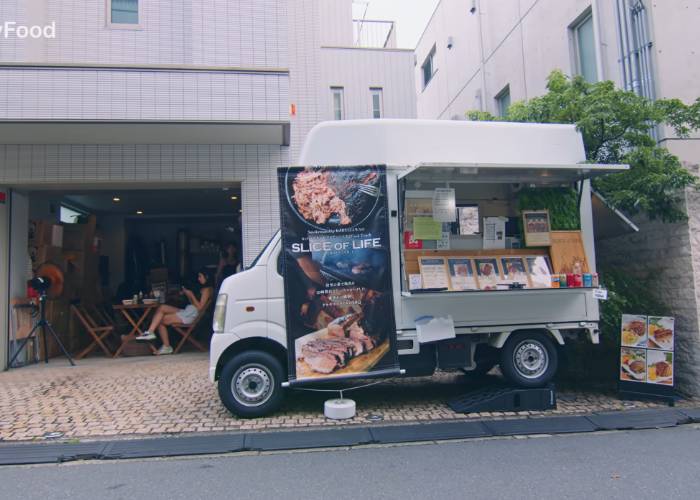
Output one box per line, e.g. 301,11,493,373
9,186,241,364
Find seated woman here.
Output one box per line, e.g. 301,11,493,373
136,269,214,355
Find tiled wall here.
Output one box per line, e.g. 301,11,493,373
0,0,288,68
0,143,287,265
0,67,289,121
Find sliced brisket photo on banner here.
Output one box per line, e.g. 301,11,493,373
277,165,399,383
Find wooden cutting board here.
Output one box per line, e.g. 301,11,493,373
295,338,390,380
549,230,589,274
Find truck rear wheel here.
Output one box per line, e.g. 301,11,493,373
218,350,285,418
500,331,558,387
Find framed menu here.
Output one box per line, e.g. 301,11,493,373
474,258,500,290
523,210,551,247
418,257,450,290
446,257,479,291
499,257,531,288
525,255,552,288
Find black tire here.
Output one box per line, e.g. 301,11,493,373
500,331,558,387
218,350,285,418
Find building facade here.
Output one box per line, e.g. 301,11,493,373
0,0,415,367
415,0,700,394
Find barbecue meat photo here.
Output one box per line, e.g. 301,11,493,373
300,315,379,375
655,361,672,378
292,169,351,225
629,360,645,373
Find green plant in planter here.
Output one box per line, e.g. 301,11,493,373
517,187,580,232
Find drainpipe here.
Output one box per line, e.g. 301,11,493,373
591,0,606,81
474,0,488,111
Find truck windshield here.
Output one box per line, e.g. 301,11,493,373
247,232,278,269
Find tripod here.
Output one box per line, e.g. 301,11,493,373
8,292,75,368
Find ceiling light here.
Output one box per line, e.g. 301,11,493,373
230,195,238,200
112,196,121,202
136,210,144,215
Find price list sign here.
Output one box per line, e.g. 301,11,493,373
619,314,676,403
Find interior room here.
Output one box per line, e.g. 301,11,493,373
8,186,242,362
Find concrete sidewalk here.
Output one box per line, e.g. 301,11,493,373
1,353,695,442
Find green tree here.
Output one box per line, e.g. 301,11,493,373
467,70,700,222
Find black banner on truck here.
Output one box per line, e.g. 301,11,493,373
278,165,399,384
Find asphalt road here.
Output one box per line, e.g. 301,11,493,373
2,425,700,500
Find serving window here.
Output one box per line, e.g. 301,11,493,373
397,166,592,294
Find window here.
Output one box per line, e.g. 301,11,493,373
571,12,598,82
421,45,436,88
109,0,140,26
615,0,655,101
370,88,383,119
495,85,511,117
331,87,345,120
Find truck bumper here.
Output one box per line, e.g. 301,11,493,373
209,332,241,383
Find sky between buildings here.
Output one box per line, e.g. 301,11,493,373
352,0,441,49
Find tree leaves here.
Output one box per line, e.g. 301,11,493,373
467,70,700,222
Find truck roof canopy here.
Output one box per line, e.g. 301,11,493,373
298,119,627,183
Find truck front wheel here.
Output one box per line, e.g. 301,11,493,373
218,350,285,418
500,331,558,387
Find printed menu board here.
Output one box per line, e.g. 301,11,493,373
277,165,399,384
446,257,479,291
418,257,450,289
619,315,675,399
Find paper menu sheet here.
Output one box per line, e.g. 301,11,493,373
483,216,507,249
413,217,443,240
418,257,450,289
458,206,479,235
432,188,456,222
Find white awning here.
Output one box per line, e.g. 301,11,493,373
0,120,290,146
398,162,629,184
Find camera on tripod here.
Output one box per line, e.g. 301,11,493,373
29,275,52,293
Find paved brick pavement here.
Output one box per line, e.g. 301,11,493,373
1,353,696,442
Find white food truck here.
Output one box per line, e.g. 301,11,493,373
210,119,627,417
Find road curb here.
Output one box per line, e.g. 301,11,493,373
0,406,697,466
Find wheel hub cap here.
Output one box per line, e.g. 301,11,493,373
232,365,273,407
513,341,548,379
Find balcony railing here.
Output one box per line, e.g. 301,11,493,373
352,19,396,48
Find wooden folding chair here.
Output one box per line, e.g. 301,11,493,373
71,304,114,359
172,300,211,354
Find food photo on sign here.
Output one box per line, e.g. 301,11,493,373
621,314,648,348
647,316,674,350
620,347,647,382
278,166,399,383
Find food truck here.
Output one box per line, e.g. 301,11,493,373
210,119,628,417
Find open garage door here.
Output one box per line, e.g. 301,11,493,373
6,185,242,365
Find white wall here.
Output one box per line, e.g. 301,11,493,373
319,0,354,46
320,47,416,121
415,0,623,120
0,0,288,68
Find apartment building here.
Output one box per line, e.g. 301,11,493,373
0,0,415,367
415,0,700,394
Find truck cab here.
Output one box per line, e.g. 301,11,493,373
210,119,627,417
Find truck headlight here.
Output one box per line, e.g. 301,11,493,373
213,294,227,333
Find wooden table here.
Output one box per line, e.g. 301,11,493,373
112,303,159,357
